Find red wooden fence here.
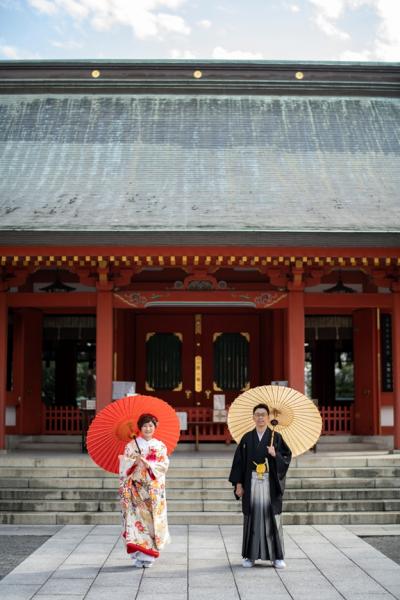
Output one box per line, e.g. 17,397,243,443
321,405,353,435
42,404,353,437
42,406,82,435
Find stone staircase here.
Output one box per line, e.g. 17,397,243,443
0,449,399,525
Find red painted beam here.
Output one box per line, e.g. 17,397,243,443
113,290,287,309
7,293,97,308
7,290,392,310
304,294,392,309
0,245,399,258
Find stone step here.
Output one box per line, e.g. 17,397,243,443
1,475,399,491
1,453,399,469
284,488,400,500
1,452,398,526
101,498,400,513
1,465,399,479
310,444,385,452
15,442,83,452
285,477,400,489
1,510,399,526
0,487,399,502
2,497,400,514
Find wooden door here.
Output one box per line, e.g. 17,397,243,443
200,314,260,409
353,309,380,435
135,315,195,406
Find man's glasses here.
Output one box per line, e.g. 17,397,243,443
254,413,267,418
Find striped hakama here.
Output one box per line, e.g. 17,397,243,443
242,472,285,561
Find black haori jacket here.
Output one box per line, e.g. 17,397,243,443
229,428,292,516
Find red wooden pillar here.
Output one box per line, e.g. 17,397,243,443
353,309,379,435
286,290,305,393
114,310,135,382
0,292,7,449
272,310,285,382
19,310,43,434
96,291,113,412
393,290,400,450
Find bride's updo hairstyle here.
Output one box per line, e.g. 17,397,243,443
137,413,158,429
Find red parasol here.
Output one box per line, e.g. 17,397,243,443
86,395,180,474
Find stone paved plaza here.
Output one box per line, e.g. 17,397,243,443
0,524,399,600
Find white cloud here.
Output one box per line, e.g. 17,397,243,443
212,46,263,60
0,44,20,58
29,0,57,14
198,19,211,28
374,0,400,60
340,49,372,60
314,13,350,39
308,0,400,60
170,48,196,58
28,0,191,40
51,39,83,49
157,13,190,35
0,43,40,59
289,4,300,12
309,0,350,39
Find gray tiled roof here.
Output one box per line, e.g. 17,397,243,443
0,94,399,236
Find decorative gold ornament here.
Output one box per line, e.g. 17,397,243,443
253,461,268,479
193,70,203,79
195,355,202,392
295,71,304,80
91,70,101,78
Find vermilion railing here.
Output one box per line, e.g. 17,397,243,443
42,405,353,437
321,405,353,435
42,406,82,434
177,407,232,443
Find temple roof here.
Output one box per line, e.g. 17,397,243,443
0,61,399,247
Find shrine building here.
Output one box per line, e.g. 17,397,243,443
0,60,399,450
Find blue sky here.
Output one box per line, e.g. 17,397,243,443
0,0,399,62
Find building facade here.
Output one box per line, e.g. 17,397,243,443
0,60,399,448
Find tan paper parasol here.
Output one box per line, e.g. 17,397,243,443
227,385,322,457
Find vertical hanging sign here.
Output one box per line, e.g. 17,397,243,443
380,313,393,392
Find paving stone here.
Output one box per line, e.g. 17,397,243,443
0,535,52,582
34,596,84,600
340,595,396,600
37,578,93,596
2,524,400,600
143,564,188,578
189,590,240,600
235,579,290,595
139,576,188,594
51,565,100,579
0,584,40,599
85,587,138,600
93,571,143,586
136,595,187,600
62,553,110,566
1,571,53,586
189,548,228,559
189,588,239,600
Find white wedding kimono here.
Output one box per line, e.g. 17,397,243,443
119,437,170,561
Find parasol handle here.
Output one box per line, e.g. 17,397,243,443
131,434,142,455
270,417,279,449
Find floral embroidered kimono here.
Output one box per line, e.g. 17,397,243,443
119,436,170,560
